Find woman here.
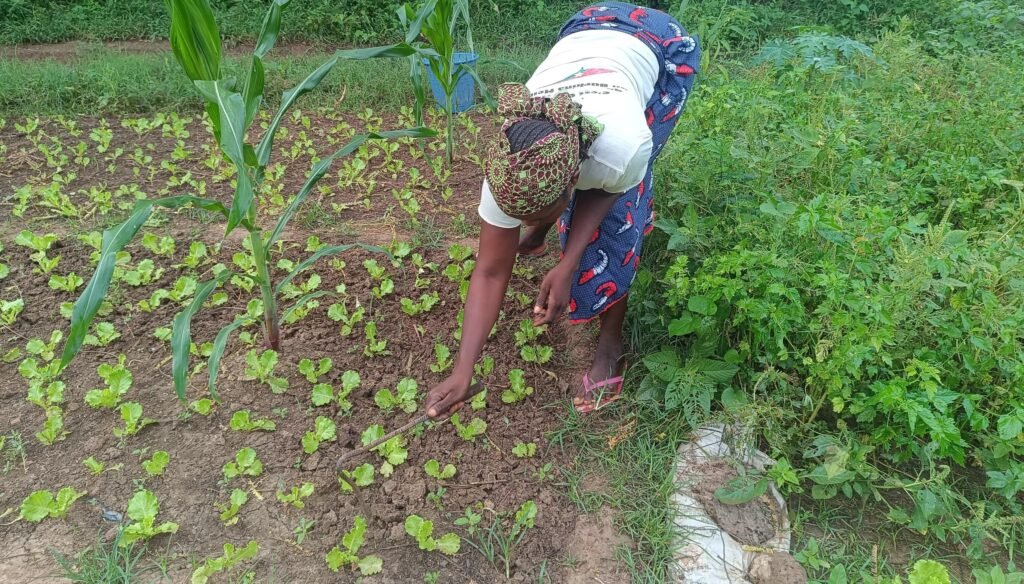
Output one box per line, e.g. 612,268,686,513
425,2,699,417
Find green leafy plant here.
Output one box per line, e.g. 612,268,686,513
114,402,155,438
639,349,738,429
122,489,179,545
450,413,486,442
501,369,533,404
84,355,133,409
229,409,277,432
339,463,375,493
141,450,170,476
514,320,552,365
276,482,314,509
511,442,536,458
302,416,337,454
217,488,249,526
430,343,452,373
462,500,537,578
401,291,440,316
243,349,289,394
223,447,264,480
83,456,105,475
191,398,214,415
298,357,332,383
424,459,456,480
326,516,383,575
404,514,461,555
191,540,259,584
20,487,86,522
374,377,419,413
361,424,409,476
58,0,434,402
363,321,389,357
1,299,24,326
328,301,365,336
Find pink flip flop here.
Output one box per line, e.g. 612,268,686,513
575,367,626,413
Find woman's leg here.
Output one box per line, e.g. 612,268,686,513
518,222,554,254
575,294,628,406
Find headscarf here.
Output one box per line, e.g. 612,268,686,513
485,83,603,217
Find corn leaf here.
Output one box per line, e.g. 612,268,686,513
206,317,247,400
242,57,265,128
254,0,291,58
194,80,252,235
171,270,231,401
166,0,221,82
61,196,228,369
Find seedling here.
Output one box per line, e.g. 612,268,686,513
404,514,461,555
361,424,409,477
84,355,133,409
293,517,315,545
374,378,419,414
302,416,337,454
512,442,537,458
59,0,434,401
191,398,214,415
326,516,383,575
243,349,289,394
114,402,155,438
141,233,176,256
229,410,277,432
122,489,179,545
327,301,365,336
535,462,554,481
464,500,538,578
424,459,456,480
15,229,60,274
501,369,534,405
276,482,315,509
20,487,85,522
427,486,447,508
83,456,106,475
339,463,375,493
363,321,389,357
83,321,120,347
191,540,259,584
48,272,84,293
217,488,249,526
223,447,264,480
430,343,453,373
401,291,440,316
450,413,487,442
298,357,332,383
0,299,23,326
515,320,552,364
137,450,169,477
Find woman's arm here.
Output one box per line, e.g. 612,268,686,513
533,189,618,325
425,221,519,418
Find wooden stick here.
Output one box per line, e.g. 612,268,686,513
335,382,483,469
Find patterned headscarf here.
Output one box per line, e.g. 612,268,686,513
485,83,603,217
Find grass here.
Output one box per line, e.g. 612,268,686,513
0,41,543,117
52,528,151,584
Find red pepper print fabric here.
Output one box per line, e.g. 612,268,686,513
557,2,700,322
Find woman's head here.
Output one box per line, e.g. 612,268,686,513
484,84,602,221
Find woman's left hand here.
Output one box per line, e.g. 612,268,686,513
534,262,574,325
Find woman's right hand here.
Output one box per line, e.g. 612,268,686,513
424,373,473,419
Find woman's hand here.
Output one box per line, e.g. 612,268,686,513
424,373,473,419
534,262,574,325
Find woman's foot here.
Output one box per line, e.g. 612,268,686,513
518,222,552,256
575,340,626,410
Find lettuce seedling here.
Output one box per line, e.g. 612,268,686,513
114,402,154,438
191,540,259,584
512,442,537,458
298,357,332,383
361,424,409,477
430,343,452,373
328,301,365,337
501,369,534,405
83,456,105,475
276,482,314,509
0,299,24,326
48,272,84,293
20,487,85,522
515,320,552,364
217,488,249,526
363,321,389,357
142,450,170,476
229,410,276,432
400,291,440,316
450,413,487,442
84,355,133,409
340,463,375,493
122,489,179,545
374,377,419,414
191,398,214,415
404,514,461,555
302,416,337,454
424,459,456,480
243,349,289,394
326,516,383,575
223,447,263,480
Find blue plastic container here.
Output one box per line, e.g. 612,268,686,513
424,52,479,113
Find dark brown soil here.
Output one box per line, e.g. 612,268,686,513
690,459,777,546
0,111,622,582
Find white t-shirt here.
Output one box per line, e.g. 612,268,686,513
479,30,658,229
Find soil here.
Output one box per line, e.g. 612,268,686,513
690,459,777,547
0,111,627,582
748,551,808,584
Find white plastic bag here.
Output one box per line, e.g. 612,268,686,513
669,425,792,584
